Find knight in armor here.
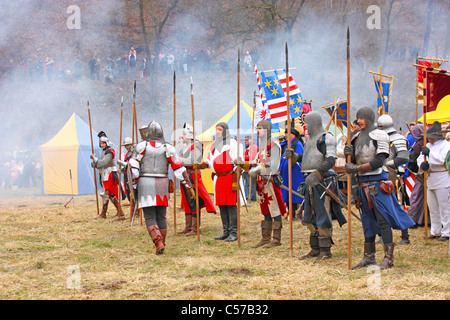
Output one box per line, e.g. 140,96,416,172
131,121,195,254
344,107,415,270
194,122,245,242
178,123,216,236
377,114,411,245
91,131,125,219
246,120,287,248
294,111,347,262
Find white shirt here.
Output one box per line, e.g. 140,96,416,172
417,139,450,190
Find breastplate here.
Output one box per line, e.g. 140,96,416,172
140,143,168,177
301,137,325,172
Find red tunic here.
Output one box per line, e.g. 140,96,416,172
255,142,286,217
180,143,216,214
207,141,238,206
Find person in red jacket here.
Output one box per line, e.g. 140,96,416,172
194,122,245,242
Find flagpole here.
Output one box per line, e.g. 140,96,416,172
285,42,293,257
237,49,241,247
346,27,352,270
249,91,257,203
173,70,177,233
190,77,200,242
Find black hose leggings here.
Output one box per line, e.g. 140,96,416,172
365,206,393,244
143,206,167,230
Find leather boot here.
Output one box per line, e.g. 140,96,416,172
111,196,126,220
177,214,192,234
378,243,395,269
314,236,332,262
215,211,230,240
352,242,377,270
147,225,165,255
225,207,238,242
186,213,200,236
97,200,108,219
252,220,272,248
299,233,320,260
161,229,167,246
263,221,282,248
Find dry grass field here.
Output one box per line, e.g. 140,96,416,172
0,188,448,301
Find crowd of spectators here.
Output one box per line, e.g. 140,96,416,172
1,47,261,83
0,146,40,191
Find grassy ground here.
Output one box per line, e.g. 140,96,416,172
0,188,448,300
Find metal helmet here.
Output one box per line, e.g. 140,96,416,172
97,131,110,147
122,137,132,146
377,114,395,133
147,121,164,142
183,122,194,139
139,126,148,141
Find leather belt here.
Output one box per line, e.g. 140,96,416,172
357,180,382,210
214,171,234,177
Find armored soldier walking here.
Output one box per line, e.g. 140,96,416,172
131,121,194,254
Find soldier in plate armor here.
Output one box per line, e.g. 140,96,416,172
296,111,347,262
178,123,216,236
91,131,125,219
247,120,286,248
377,114,411,245
131,121,195,254
345,107,415,270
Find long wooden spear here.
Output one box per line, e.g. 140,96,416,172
285,42,293,257
346,27,352,270
249,91,257,203
173,70,177,233
88,101,100,215
422,69,429,239
191,77,200,242
237,49,241,247
118,96,124,218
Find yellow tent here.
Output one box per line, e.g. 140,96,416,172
418,94,450,123
40,113,101,195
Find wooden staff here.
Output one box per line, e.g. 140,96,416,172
285,42,293,257
346,27,352,270
190,77,200,242
236,49,241,247
422,70,429,239
118,96,124,217
133,80,138,144
131,81,142,225
88,101,100,215
173,70,177,233
415,53,419,123
249,91,257,203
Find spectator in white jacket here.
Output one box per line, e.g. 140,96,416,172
417,121,450,241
